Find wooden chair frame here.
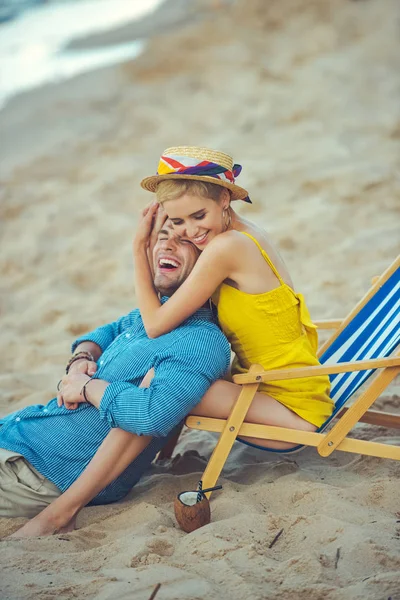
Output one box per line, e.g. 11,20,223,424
186,354,400,497
160,258,400,498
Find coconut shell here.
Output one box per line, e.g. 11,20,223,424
174,495,211,533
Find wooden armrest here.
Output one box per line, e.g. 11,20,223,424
232,356,400,384
314,319,343,329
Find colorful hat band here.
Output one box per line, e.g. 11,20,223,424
157,155,251,203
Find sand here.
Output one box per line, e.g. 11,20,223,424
0,0,399,598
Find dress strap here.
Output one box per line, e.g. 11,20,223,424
240,231,285,285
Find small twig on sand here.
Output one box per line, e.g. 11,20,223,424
148,583,162,600
335,547,341,569
268,528,284,549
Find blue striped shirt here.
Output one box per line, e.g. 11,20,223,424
0,301,230,503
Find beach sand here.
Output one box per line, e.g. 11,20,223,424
0,0,399,598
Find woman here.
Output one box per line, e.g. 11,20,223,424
13,146,333,537
134,146,333,437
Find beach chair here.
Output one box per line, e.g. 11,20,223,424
181,256,400,498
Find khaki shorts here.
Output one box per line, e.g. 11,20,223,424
0,448,61,518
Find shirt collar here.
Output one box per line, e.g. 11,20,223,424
160,296,215,324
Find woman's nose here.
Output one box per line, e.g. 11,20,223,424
184,223,199,239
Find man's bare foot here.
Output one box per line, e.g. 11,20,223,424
9,512,77,538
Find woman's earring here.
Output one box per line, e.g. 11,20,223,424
223,207,232,231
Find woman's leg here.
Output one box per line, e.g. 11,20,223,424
190,380,316,449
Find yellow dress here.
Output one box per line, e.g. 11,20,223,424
214,232,333,427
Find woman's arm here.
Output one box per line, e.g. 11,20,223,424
134,209,237,338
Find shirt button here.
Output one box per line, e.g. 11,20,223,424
43,409,48,413
125,333,131,338
99,360,103,365
16,417,21,422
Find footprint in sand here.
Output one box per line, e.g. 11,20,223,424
130,538,174,567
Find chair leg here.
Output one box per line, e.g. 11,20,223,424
198,365,263,498
318,360,400,457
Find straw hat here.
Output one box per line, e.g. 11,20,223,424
140,146,251,202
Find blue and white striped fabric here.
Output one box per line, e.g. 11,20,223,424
321,263,400,417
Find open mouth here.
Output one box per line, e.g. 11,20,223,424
158,257,181,271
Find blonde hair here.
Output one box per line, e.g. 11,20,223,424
156,179,226,204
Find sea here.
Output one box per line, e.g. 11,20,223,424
0,0,164,109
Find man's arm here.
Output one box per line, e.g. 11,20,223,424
10,429,152,538
72,328,229,436
71,309,140,355
11,379,154,538
11,328,229,538
58,311,139,408
72,341,102,362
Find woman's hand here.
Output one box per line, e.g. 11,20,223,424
57,373,91,409
149,202,168,252
133,201,169,253
133,201,159,253
139,368,155,389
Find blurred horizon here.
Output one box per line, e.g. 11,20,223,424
0,0,164,108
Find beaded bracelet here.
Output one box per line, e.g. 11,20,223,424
66,351,95,374
80,378,94,404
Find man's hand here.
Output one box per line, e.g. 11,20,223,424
57,356,97,407
57,373,91,409
9,510,77,538
67,357,97,377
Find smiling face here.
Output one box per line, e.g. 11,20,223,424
152,223,200,296
163,190,230,249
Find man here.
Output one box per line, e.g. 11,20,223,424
0,224,230,527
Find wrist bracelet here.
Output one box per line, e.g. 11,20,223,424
80,378,94,404
66,351,95,374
